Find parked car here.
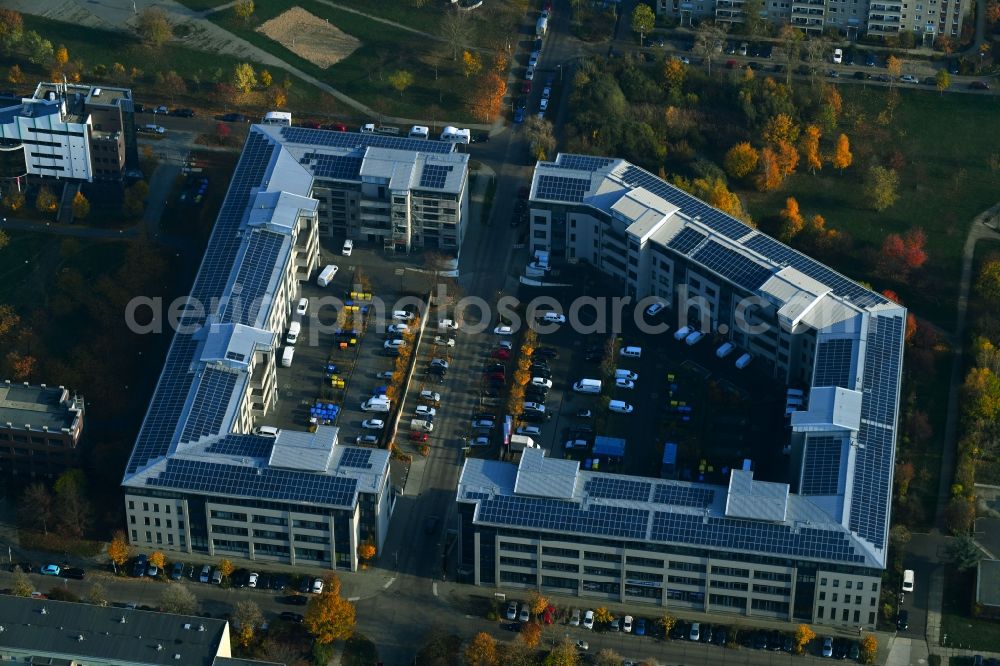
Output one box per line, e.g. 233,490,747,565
583,609,594,629
40,564,62,576
506,601,518,620
247,572,259,588
570,609,581,626
409,431,429,442
171,562,184,581
280,612,304,623
362,419,385,429
821,636,834,658
623,615,634,633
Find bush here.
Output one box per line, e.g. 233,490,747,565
312,641,334,666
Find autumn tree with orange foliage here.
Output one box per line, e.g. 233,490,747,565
831,134,852,171
800,125,822,174
755,146,783,191
779,197,804,241
357,539,375,563
724,142,759,179
304,575,356,644
519,621,541,648
879,228,928,279
7,352,36,381
776,140,799,177
762,113,799,146
462,50,482,78
464,632,499,666
469,72,507,123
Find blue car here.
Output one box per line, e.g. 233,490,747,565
635,618,647,636
40,564,61,576
865,53,877,67
514,108,525,123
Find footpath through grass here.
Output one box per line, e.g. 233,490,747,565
747,87,1000,331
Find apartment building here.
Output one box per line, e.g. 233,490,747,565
121,126,393,571
0,81,137,184
659,0,966,39
0,381,84,480
455,154,906,628
276,126,470,254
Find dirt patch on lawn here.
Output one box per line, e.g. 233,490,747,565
256,7,361,69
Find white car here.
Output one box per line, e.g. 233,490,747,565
296,298,308,316
519,603,530,622
689,622,701,641
434,336,456,347
623,615,634,633
542,86,552,99
438,319,459,331
645,302,665,317
387,323,409,335
362,419,385,430
392,310,414,321
525,66,535,81
311,578,324,594
565,439,588,450
472,419,495,430
415,405,437,418
822,636,834,657
384,339,406,350
833,48,843,64
900,74,919,83
377,370,394,379
247,572,259,588
506,601,518,620
570,609,581,626
539,98,549,112
471,435,491,447
615,370,638,381
538,311,565,324
419,390,441,403
516,426,541,436
494,325,513,335
583,610,595,629
609,400,634,414
528,53,539,68
530,377,553,389
342,239,353,256
523,401,545,412
616,378,635,389
575,640,589,651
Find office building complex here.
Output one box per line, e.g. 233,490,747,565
453,154,905,628
659,0,967,40
121,126,397,570
0,380,84,480
0,82,138,184
0,595,279,665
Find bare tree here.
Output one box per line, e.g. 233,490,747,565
18,483,53,534
160,584,198,615
440,9,473,60
693,23,727,76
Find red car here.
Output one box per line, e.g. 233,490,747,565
542,604,556,625
324,122,349,131
492,348,511,360
522,81,532,95
409,431,428,442
300,120,322,129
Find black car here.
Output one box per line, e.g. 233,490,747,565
712,626,729,646
752,631,768,650
896,609,909,630
832,638,850,659
670,621,688,640
531,367,552,379
482,388,500,398
502,622,520,631
474,412,497,422
524,391,548,403
133,102,146,113
486,362,506,372
283,594,309,605
854,71,870,80
428,365,446,376
298,577,312,594
782,633,794,653
62,567,86,580
132,555,147,578
231,568,249,588
521,410,551,424
220,112,250,122
532,347,559,359
171,108,195,118
471,133,489,143
280,611,304,623
8,562,33,573
768,631,784,651
258,573,272,590
700,623,714,643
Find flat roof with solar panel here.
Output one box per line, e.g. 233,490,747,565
513,153,908,570
122,125,422,511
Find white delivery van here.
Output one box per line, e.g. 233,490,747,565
360,123,376,133
509,434,537,451
735,353,753,369
286,321,301,345
619,345,642,358
440,126,472,144
317,264,338,287
281,346,295,367
573,378,602,394
902,569,915,593
408,125,429,139
262,111,292,126
410,419,434,433
362,397,390,412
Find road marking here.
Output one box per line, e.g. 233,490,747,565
348,596,360,601
383,577,396,589
432,582,438,596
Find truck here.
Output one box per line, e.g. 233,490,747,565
509,434,537,452
536,16,548,36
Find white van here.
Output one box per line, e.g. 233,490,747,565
262,111,292,126
360,123,376,133
286,321,301,345
281,346,295,367
735,353,753,369
573,378,602,394
673,326,691,341
408,125,429,139
342,239,353,256
615,369,638,381
361,397,390,412
609,400,634,414
317,264,338,287
509,434,536,451
716,342,735,358
902,569,915,593
410,419,434,433
254,425,279,438
440,126,472,144
619,346,642,358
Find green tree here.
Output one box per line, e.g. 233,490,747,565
945,496,976,535
976,260,1000,305
136,8,171,47
864,165,900,212
388,69,414,97
0,9,24,54
743,0,766,36
234,0,255,23
524,115,556,160
946,535,984,570
724,142,759,179
935,68,950,95
593,649,624,666
630,3,655,44
232,63,257,94
23,31,53,65
693,22,727,75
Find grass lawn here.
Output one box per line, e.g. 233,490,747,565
745,87,1000,331
940,565,1000,651
209,0,479,121
10,15,327,117
0,231,52,310
342,633,379,666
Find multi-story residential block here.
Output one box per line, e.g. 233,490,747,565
454,154,905,629
0,380,84,480
658,0,966,39
120,126,432,570
0,82,137,184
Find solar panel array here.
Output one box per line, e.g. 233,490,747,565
219,230,285,326
849,315,904,546
557,154,616,171
280,126,454,154
147,458,358,507
692,240,774,291
340,448,374,470
179,368,239,443
536,174,590,203
125,130,278,476
814,339,855,388
584,477,652,502
800,436,844,495
652,484,715,508
475,495,649,540
666,227,707,255
304,153,363,181
743,234,886,308
619,165,751,241
206,435,275,460
419,163,454,189
651,512,865,563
